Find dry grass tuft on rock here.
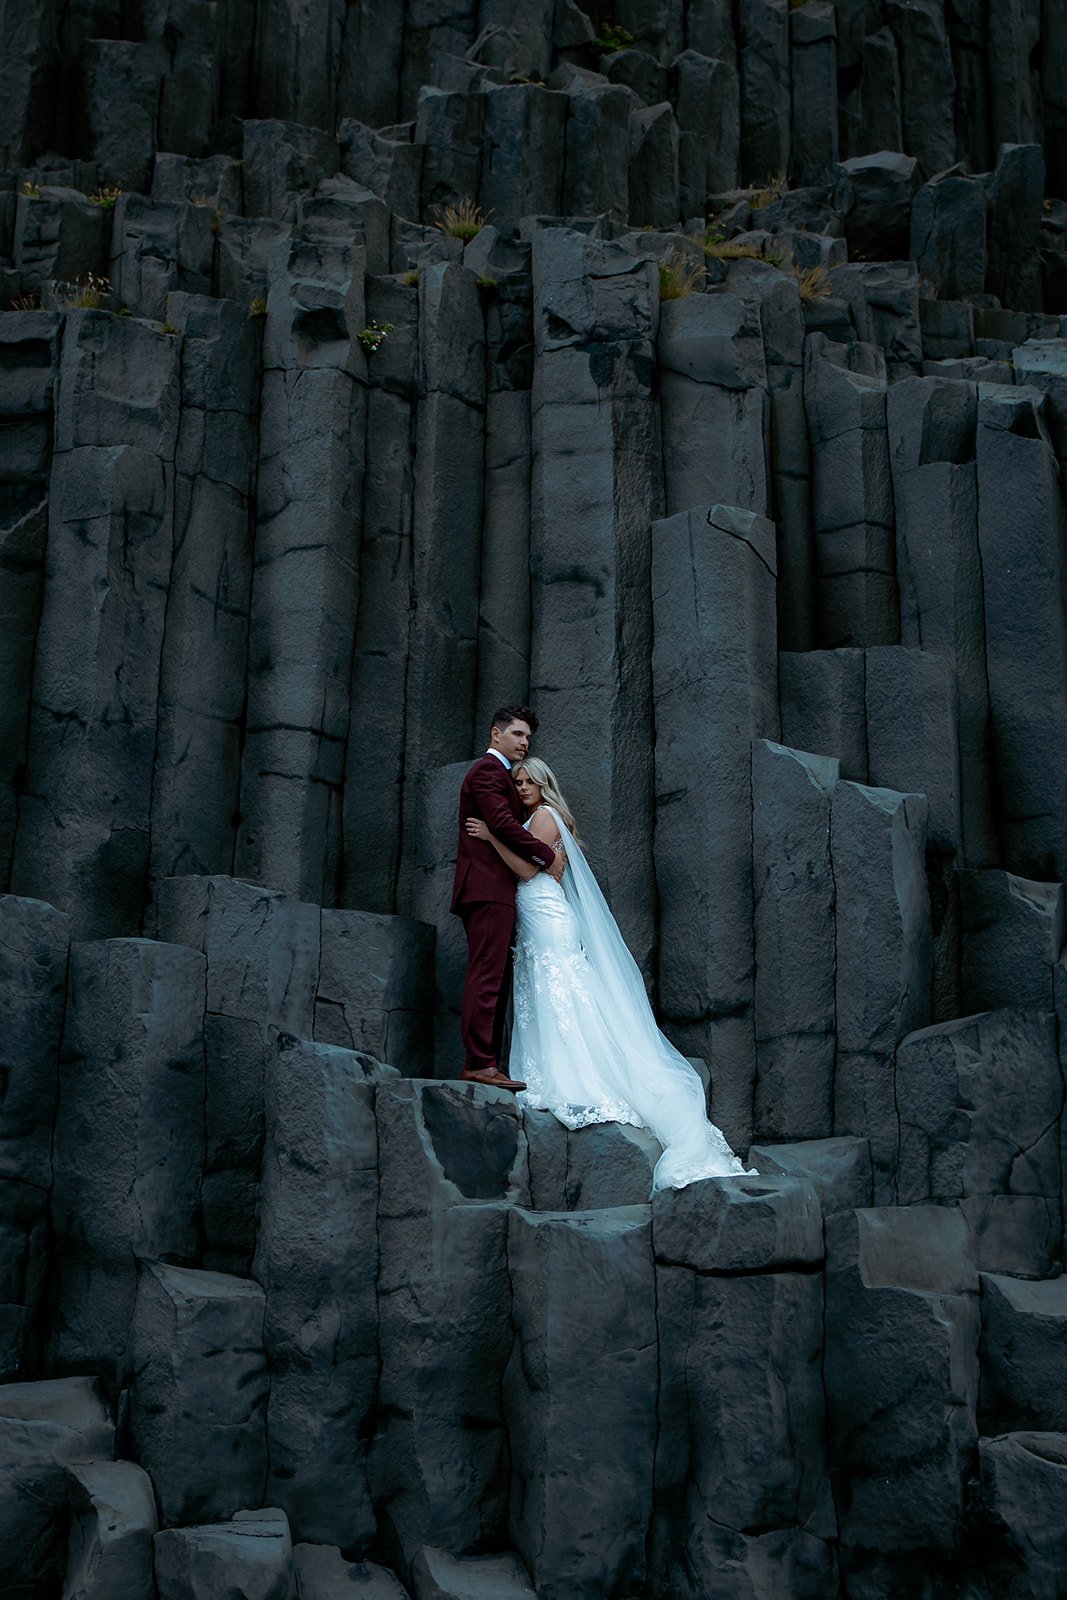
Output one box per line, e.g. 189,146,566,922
794,263,832,301
659,250,705,300
435,196,485,241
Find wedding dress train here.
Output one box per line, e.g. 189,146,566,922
509,807,752,1192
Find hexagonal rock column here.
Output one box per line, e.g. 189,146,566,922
342,273,418,917
316,907,434,1076
803,335,898,649
11,311,180,939
976,384,1067,882
896,1010,1062,1277
830,780,930,1201
824,1205,979,1583
154,1508,293,1600
529,228,662,976
156,874,319,1272
254,1035,393,1549
505,1205,657,1600
0,894,69,1381
371,1079,531,1583
652,501,779,1150
128,1263,268,1526
979,1275,1067,1435
657,288,769,519
49,938,205,1376
147,293,260,923
980,1432,1067,1597
63,1458,158,1600
751,741,839,1142
236,233,367,908
396,263,486,910
651,1174,835,1599
885,375,995,868
412,760,471,1078
864,645,961,1021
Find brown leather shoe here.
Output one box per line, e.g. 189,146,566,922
461,1065,528,1093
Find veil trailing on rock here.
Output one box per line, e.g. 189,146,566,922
538,806,752,1192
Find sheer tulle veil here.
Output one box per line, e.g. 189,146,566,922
543,805,750,1190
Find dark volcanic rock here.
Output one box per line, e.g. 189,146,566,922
129,1262,268,1526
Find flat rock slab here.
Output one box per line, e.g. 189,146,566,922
749,1136,874,1217
653,1172,824,1272
411,1546,534,1600
294,1543,411,1598
154,1508,294,1600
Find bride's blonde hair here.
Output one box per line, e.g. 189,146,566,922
517,757,581,840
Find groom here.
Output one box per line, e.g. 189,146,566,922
451,705,561,1091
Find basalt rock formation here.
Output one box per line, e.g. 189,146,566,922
2,0,1067,1596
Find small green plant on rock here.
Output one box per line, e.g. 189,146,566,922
594,22,635,51
10,291,42,311
89,186,121,208
476,275,498,293
760,241,787,268
434,196,485,241
249,296,268,316
402,269,420,287
20,181,41,199
658,249,705,300
360,320,395,353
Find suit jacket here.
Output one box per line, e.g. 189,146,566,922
450,754,555,913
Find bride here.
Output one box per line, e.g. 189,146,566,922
465,757,751,1192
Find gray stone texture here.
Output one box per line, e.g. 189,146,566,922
505,1206,656,1600
49,937,205,1375
975,384,1067,881
0,895,68,1380
371,1078,529,1582
897,1010,1062,1275
652,502,779,1150
752,741,839,1141
63,1457,158,1600
128,1262,268,1526
255,1034,387,1548
804,335,898,648
154,1508,293,1600
156,873,319,1272
530,229,660,975
825,1205,979,1562
831,780,931,1199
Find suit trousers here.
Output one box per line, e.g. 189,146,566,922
459,900,516,1074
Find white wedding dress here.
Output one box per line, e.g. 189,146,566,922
509,806,752,1192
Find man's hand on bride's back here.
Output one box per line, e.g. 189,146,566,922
546,853,565,883
466,817,490,841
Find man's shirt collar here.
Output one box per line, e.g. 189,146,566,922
485,747,511,770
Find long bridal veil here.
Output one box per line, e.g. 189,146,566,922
543,806,751,1191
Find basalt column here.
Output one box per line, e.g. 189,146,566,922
529,227,662,975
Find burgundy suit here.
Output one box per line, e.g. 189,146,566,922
451,753,554,1075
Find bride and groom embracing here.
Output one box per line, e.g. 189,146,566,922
450,705,749,1192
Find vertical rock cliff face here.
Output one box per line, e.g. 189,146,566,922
1,1,1067,1596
